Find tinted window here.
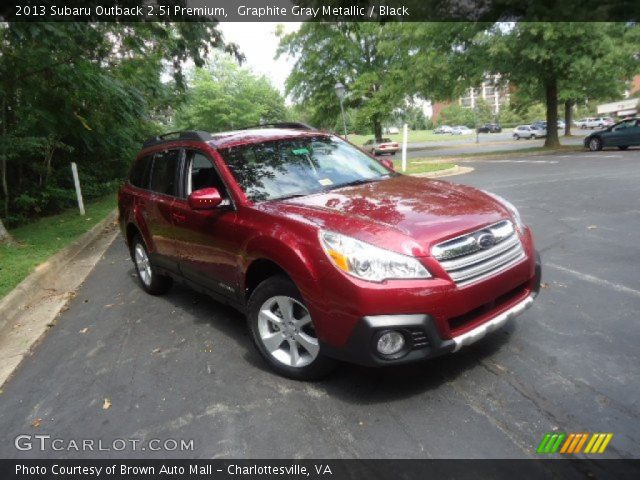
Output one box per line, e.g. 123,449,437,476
186,151,226,196
220,135,390,202
149,149,181,196
129,155,152,189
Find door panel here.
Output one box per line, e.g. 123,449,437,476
145,149,183,273
173,150,243,300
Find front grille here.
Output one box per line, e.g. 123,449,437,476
432,220,525,286
448,282,527,333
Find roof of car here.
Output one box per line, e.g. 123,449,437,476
142,124,331,150
209,128,330,149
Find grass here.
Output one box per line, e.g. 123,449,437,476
393,159,457,175
413,144,584,162
348,129,477,145
0,195,116,299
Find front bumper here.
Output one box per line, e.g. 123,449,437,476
320,251,541,367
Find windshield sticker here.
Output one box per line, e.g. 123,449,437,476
292,148,309,155
318,178,333,186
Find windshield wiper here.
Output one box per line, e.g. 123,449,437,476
269,193,311,202
327,176,389,190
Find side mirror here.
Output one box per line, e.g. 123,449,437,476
188,187,222,210
380,158,395,171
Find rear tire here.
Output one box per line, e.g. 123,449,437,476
588,137,603,152
619,146,629,150
131,235,173,295
514,134,520,140
247,275,337,380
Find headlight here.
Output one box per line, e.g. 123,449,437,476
483,190,524,231
319,230,431,282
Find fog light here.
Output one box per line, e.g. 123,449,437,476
376,331,405,356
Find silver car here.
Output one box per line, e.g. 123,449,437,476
513,125,546,140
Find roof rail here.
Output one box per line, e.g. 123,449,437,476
142,130,214,148
238,122,315,131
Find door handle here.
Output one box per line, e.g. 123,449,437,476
171,213,187,223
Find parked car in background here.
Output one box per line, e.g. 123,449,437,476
477,123,502,133
119,124,541,379
434,125,453,134
385,126,400,134
531,120,547,130
451,126,473,135
557,120,566,130
584,117,640,151
574,117,611,129
513,125,546,139
363,138,400,155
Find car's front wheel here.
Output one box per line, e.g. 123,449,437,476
619,146,629,150
588,137,603,151
514,134,520,140
131,235,173,295
247,275,337,380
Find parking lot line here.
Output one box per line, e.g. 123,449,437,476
546,263,640,298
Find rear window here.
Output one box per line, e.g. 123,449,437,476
129,155,153,189
149,149,181,196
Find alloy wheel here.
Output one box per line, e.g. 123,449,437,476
134,243,152,287
257,295,319,368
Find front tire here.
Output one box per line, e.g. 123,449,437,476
247,275,337,380
619,146,629,150
131,235,173,295
514,134,520,140
588,137,603,151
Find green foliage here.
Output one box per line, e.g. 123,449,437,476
173,56,287,131
0,21,235,226
438,104,476,127
278,22,406,140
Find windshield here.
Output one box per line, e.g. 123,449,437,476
219,135,390,202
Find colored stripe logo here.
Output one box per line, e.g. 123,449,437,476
537,432,613,454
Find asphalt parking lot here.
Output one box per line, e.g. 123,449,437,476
0,149,639,460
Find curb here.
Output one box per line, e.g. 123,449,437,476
411,165,475,178
0,209,118,332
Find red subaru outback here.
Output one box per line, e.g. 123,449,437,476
118,124,541,379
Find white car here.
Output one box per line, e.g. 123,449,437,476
574,117,612,129
450,126,473,135
385,126,400,134
434,125,453,134
513,125,546,140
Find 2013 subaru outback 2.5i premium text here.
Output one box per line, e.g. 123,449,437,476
118,124,541,379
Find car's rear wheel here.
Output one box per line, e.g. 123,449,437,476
247,275,337,380
588,137,603,151
514,134,520,140
619,146,629,150
131,235,173,295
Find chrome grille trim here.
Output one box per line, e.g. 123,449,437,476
433,220,526,286
432,220,514,261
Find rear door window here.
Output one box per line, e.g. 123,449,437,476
129,155,153,189
149,149,181,196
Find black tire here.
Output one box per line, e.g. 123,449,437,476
514,134,520,140
619,146,629,150
247,275,337,380
588,137,603,152
130,235,173,295
581,125,586,129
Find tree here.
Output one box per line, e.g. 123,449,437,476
480,22,639,146
396,22,639,145
277,22,406,141
173,56,287,131
0,20,238,228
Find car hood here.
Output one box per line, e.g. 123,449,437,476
255,175,511,257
